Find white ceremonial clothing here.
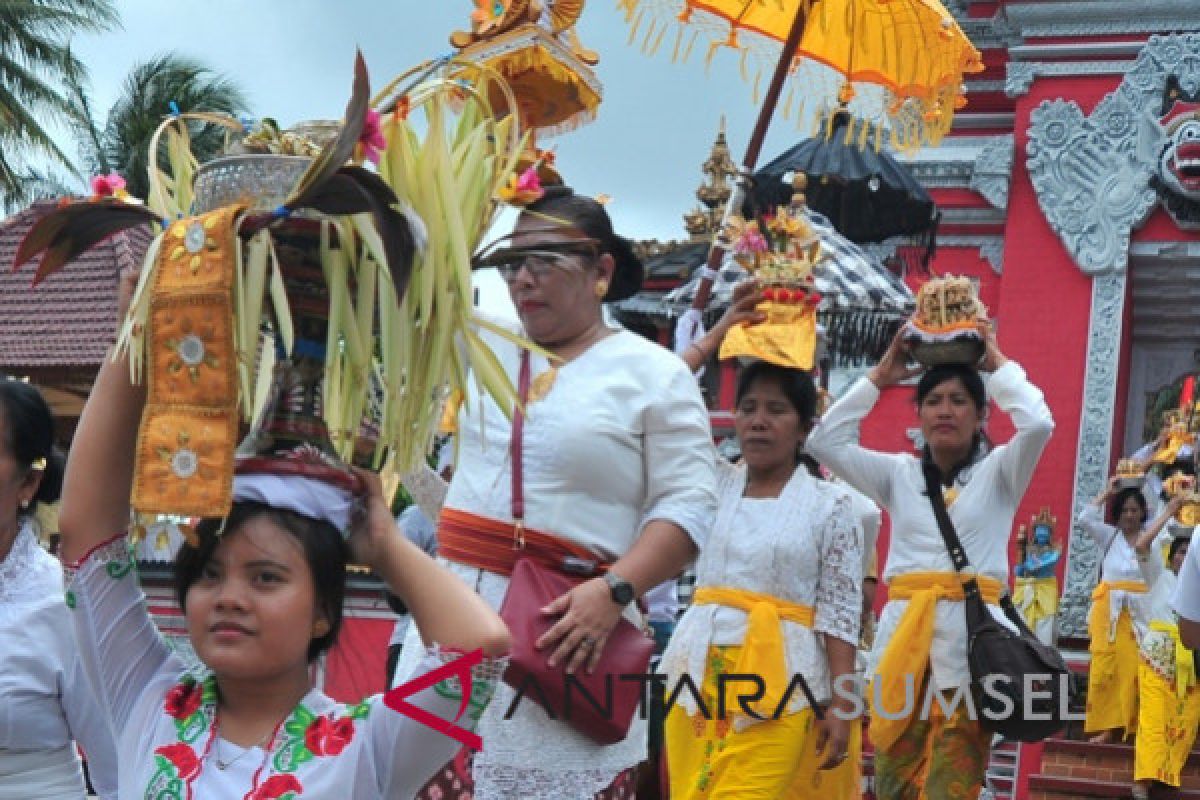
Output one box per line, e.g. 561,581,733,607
396,326,719,800
1078,503,1155,641
660,460,862,726
806,360,1054,692
1175,534,1200,623
1140,534,1182,680
66,536,494,800
0,522,117,800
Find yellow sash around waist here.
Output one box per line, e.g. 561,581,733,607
1013,575,1059,632
1089,580,1148,649
871,571,1003,752
692,586,815,716
1149,620,1197,700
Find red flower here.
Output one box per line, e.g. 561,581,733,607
164,682,203,720
155,743,201,781
248,774,303,800
304,714,355,757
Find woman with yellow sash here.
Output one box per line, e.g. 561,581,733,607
1078,479,1154,743
660,352,863,799
1131,497,1197,800
806,325,1054,800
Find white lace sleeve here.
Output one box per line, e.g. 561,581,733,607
814,494,863,646
64,534,181,732
372,644,507,797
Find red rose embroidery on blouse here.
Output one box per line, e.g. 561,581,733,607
303,714,355,757
164,681,203,720
155,742,201,781
248,773,303,800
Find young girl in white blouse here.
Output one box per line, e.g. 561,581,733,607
57,271,512,800
806,325,1054,800
0,379,117,800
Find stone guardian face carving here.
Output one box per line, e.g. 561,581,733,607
1160,113,1200,200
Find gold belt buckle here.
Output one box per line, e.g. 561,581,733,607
513,519,526,550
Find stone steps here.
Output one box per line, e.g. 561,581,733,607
1029,737,1200,799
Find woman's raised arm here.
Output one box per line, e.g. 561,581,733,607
59,269,144,562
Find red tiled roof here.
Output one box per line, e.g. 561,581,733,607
0,200,152,370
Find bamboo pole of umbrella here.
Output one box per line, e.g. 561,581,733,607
690,6,809,312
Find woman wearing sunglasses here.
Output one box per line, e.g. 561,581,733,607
395,186,718,799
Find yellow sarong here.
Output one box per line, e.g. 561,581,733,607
1149,620,1197,701
665,644,859,800
1085,582,1145,737
1134,659,1200,786
691,587,815,717
1013,575,1058,633
870,571,1002,752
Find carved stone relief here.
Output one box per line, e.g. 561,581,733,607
1026,33,1200,275
1058,272,1128,639
970,136,1014,210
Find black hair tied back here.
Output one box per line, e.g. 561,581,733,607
0,378,64,510
523,186,644,302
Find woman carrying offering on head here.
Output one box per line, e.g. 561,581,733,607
57,269,512,799
806,325,1054,800
393,186,718,799
1130,494,1197,800
657,282,862,799
0,380,118,800
1078,476,1156,743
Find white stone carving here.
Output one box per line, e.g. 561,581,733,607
1006,60,1134,98
1058,272,1127,639
971,136,1014,209
1005,0,1200,38
1026,34,1200,274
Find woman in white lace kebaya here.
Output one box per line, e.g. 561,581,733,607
57,271,512,799
0,379,117,800
661,339,863,798
806,325,1054,800
395,187,718,799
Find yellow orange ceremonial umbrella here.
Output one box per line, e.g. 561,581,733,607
619,0,982,310
620,0,982,150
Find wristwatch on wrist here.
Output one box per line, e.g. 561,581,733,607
603,570,635,606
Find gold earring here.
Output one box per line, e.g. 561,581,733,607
313,619,330,637
594,280,609,299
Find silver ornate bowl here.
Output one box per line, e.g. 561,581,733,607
908,336,985,368
193,154,312,213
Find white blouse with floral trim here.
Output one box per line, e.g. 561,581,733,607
65,535,501,800
660,460,863,727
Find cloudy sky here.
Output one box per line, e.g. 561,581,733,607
62,0,817,241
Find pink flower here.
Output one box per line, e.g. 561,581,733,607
497,167,544,206
357,109,387,165
90,172,127,199
734,227,769,255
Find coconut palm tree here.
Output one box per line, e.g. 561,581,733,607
0,0,118,210
68,53,249,200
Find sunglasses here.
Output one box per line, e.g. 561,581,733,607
473,236,602,283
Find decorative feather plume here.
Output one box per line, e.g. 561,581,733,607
13,200,159,285
282,51,370,213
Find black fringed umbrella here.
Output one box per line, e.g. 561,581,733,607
751,113,938,246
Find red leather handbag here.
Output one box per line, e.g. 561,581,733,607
499,558,655,745
497,351,655,745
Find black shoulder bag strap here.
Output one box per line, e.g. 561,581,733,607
921,461,1029,630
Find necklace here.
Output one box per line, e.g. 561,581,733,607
212,726,275,771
